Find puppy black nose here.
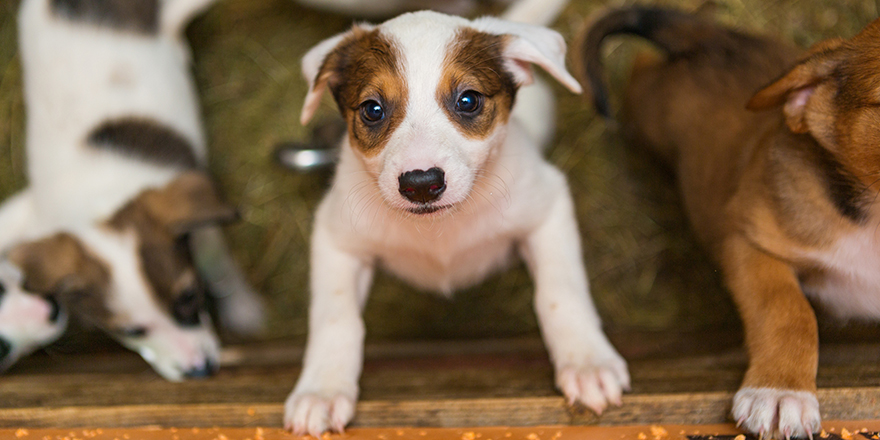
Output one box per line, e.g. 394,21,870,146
398,167,446,204
184,359,217,379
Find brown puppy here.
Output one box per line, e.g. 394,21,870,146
581,7,880,439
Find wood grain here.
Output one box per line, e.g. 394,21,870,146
4,337,880,428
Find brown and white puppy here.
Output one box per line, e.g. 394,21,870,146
582,6,880,438
286,0,629,436
3,174,237,379
0,0,263,378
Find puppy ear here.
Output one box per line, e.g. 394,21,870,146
472,18,583,94
300,25,376,125
7,234,108,296
133,171,238,237
747,38,846,133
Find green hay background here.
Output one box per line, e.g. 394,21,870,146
0,0,875,346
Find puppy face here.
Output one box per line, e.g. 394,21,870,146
0,260,66,372
300,11,581,216
8,172,236,380
748,20,880,213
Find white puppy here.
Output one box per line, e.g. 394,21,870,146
285,0,630,435
0,0,263,379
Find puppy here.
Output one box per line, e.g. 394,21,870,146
0,260,66,372
285,0,629,435
582,6,880,438
1,0,263,378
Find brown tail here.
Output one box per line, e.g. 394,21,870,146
580,6,765,118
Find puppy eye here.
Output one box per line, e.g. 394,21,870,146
172,287,202,327
117,326,148,338
456,90,482,114
360,100,385,124
0,338,10,362
0,281,5,301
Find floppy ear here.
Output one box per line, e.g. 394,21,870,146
746,38,846,133
137,171,238,237
300,24,376,125
472,17,583,94
7,234,108,296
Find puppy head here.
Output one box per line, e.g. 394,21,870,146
10,172,236,380
97,171,237,380
300,11,581,216
0,259,66,372
747,18,880,186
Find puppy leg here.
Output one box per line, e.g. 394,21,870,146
189,226,266,336
721,235,820,439
284,222,373,437
520,183,630,414
0,189,35,250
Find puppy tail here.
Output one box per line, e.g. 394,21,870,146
501,0,570,27
579,6,733,118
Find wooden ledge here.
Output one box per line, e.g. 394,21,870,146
4,422,880,440
4,335,880,429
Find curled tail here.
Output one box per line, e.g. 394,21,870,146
501,0,569,27
580,6,748,118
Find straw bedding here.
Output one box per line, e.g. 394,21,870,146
0,0,875,346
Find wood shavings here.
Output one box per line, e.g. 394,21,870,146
650,425,668,439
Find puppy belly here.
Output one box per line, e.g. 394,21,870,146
378,240,516,295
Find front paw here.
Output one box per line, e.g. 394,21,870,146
555,356,630,415
732,387,821,439
284,389,356,437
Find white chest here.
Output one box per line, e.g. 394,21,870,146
800,229,880,320
374,224,519,296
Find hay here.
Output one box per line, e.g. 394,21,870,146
0,0,876,344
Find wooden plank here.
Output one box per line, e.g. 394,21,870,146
3,388,880,429
6,423,880,440
5,338,880,428
6,344,880,410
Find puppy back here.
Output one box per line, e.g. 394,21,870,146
579,6,784,118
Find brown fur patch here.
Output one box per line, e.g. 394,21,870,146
107,172,235,325
315,26,407,157
51,0,158,34
88,118,199,169
8,233,111,325
438,28,517,139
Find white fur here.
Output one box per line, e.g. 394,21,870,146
733,387,821,439
0,261,67,372
799,228,880,320
18,0,204,226
285,8,628,436
0,0,262,376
